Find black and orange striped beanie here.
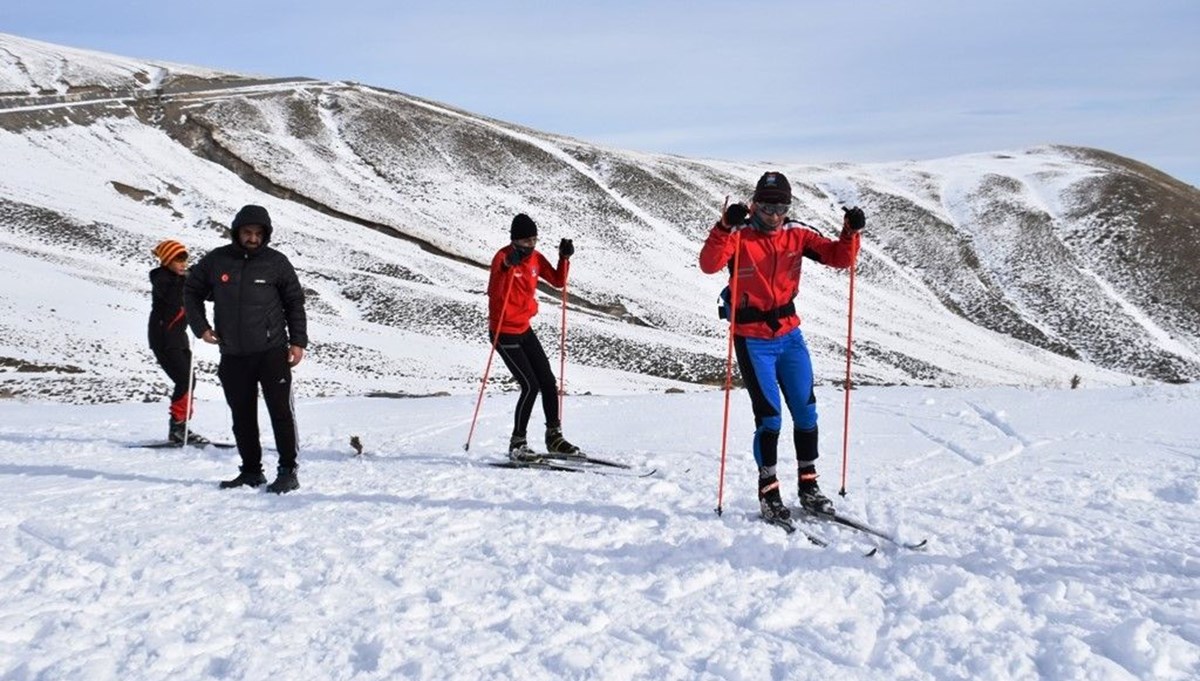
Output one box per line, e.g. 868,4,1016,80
152,240,188,266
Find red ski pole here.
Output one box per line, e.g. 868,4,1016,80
464,273,515,451
838,259,857,497
557,271,569,422
716,198,740,516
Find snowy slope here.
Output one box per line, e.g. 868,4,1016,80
0,384,1197,680
0,32,240,95
1,31,1198,405
1,32,1198,681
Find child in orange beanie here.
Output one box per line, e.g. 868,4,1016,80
148,240,208,445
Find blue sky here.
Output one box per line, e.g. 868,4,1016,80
6,0,1198,185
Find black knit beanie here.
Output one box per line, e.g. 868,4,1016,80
753,172,792,204
510,213,538,240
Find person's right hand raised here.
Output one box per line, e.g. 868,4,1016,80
721,203,750,230
503,246,532,267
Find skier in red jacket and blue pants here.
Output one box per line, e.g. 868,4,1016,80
699,172,865,522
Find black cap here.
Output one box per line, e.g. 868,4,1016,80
510,213,538,240
753,172,792,204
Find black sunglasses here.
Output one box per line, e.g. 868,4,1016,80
756,203,790,216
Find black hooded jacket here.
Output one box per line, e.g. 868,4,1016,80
184,225,308,356
148,266,190,352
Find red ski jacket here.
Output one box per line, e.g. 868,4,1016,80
699,220,860,339
488,246,569,335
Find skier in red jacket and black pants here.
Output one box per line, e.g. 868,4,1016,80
488,213,581,461
699,172,865,523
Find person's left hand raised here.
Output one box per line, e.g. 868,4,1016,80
843,206,866,231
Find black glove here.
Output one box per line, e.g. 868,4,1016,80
559,238,574,259
504,244,532,267
722,203,749,229
843,206,866,231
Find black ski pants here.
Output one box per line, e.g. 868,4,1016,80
153,347,193,421
217,346,299,470
495,329,559,438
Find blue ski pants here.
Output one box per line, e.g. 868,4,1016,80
733,328,820,471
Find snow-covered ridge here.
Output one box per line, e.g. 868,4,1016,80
0,32,253,96
0,32,1198,403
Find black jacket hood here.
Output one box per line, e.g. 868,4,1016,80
230,204,273,246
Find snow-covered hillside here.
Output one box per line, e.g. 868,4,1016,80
0,32,242,96
1,31,1198,681
1,32,1198,404
1,384,1197,679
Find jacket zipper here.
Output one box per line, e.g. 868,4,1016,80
236,253,247,349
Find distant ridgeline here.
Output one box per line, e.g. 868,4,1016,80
0,32,1197,402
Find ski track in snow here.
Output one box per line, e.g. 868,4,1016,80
0,385,1198,680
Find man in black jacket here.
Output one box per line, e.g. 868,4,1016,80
184,204,308,493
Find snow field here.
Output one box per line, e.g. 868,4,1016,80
1,385,1198,679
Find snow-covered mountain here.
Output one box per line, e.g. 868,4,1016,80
2,32,1197,403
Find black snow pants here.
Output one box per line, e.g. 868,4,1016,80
217,346,299,470
153,347,194,421
495,329,559,438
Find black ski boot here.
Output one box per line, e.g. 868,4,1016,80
168,418,186,444
545,427,581,456
219,466,267,489
266,466,300,494
758,475,792,521
168,419,211,445
798,465,834,515
508,435,539,462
